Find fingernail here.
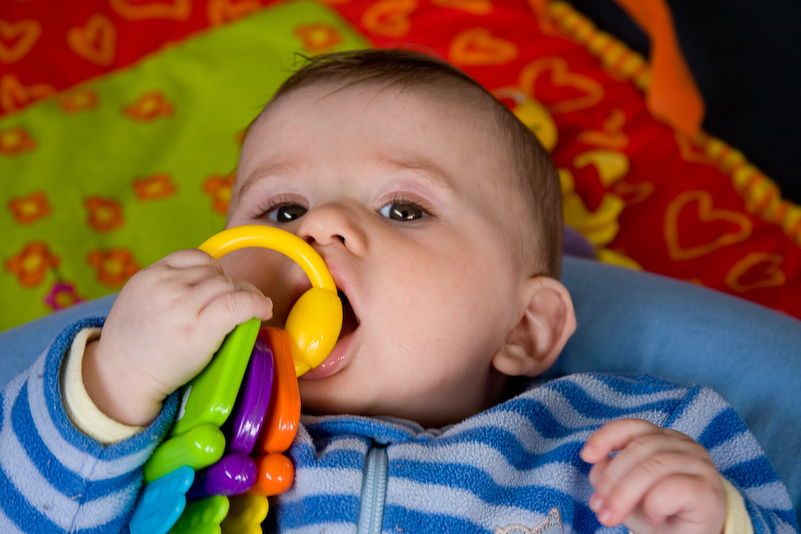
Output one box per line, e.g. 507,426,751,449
589,494,602,512
599,509,613,524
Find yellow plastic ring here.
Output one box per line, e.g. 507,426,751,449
198,225,336,292
198,225,343,376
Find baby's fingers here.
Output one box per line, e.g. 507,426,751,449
582,419,699,493
582,419,723,530
582,418,676,464
588,451,710,527
196,277,273,334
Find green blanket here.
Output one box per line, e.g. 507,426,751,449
0,1,369,331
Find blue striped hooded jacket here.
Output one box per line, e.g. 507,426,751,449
1,318,798,533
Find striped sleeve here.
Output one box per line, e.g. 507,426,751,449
663,383,799,534
0,318,178,534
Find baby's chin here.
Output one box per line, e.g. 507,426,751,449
297,387,478,429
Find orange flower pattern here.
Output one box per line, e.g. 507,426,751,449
295,24,344,52
0,126,36,155
203,172,235,215
123,91,174,121
133,173,178,200
234,129,247,146
84,196,125,232
5,242,60,287
8,191,51,224
59,89,99,113
87,248,140,286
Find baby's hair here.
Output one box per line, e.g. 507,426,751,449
262,48,562,277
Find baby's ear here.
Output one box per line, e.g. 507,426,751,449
492,276,576,377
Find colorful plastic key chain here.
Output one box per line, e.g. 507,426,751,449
129,225,343,534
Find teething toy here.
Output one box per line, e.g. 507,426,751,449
130,225,343,534
199,225,342,376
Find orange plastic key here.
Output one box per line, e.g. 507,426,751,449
255,328,301,454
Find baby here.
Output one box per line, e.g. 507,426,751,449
1,49,796,534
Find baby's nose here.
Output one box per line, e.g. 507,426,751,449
296,203,366,256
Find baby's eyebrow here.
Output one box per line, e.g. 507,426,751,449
237,160,304,200
381,154,456,192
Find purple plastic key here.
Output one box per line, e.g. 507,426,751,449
228,338,274,454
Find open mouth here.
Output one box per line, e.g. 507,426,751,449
338,289,360,338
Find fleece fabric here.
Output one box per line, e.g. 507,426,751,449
268,375,798,534
0,320,798,533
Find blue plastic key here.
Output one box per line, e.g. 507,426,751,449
129,465,194,534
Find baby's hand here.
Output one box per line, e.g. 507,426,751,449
82,249,273,427
580,418,726,534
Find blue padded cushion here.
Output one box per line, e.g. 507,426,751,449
551,257,801,519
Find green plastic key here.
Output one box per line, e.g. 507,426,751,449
171,318,260,437
144,423,226,483
171,495,230,534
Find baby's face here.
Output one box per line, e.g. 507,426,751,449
222,82,534,426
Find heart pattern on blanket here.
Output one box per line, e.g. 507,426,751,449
0,20,41,64
432,0,492,15
0,74,54,113
613,181,654,205
675,132,711,164
665,190,753,260
519,57,605,114
578,109,629,149
207,0,262,26
110,0,192,20
361,0,417,38
725,252,786,292
67,14,116,67
449,28,518,66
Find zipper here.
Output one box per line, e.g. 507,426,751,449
356,443,388,534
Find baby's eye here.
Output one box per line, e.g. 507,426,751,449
267,204,307,223
378,201,428,222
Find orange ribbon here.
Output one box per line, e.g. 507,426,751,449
612,0,704,136
532,0,705,135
